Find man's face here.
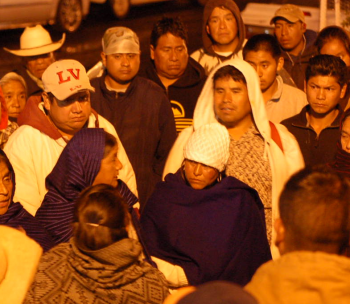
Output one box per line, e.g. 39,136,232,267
25,52,55,79
244,50,283,93
274,19,306,52
151,33,188,80
102,52,140,84
320,38,350,67
43,90,91,138
2,80,27,118
0,161,13,216
214,76,252,129
341,117,350,152
306,75,346,116
206,7,238,48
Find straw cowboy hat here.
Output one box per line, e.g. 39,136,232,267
4,24,65,57
0,226,43,304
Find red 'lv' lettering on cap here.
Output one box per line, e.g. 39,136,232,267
57,69,81,84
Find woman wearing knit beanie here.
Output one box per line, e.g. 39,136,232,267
140,123,271,289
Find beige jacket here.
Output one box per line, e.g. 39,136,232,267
245,251,350,304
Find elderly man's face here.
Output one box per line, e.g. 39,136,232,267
25,52,55,79
151,33,188,80
102,52,140,84
2,79,27,118
43,90,91,140
0,161,13,215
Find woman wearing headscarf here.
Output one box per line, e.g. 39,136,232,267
25,184,169,303
140,123,271,287
0,149,54,251
35,128,143,251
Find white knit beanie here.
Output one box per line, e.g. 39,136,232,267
183,123,230,172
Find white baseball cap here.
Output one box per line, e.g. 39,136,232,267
42,59,95,100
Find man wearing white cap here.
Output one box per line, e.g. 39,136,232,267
4,25,65,97
90,27,176,210
4,59,137,216
270,4,317,90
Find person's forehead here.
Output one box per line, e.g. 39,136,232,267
307,75,340,86
214,76,246,87
157,33,186,46
210,6,234,18
25,52,52,61
0,161,10,175
245,50,276,62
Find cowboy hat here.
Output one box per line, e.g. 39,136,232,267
0,226,43,304
4,24,65,57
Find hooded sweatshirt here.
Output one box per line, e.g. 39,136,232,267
4,96,137,216
281,29,317,91
145,57,206,133
245,251,350,304
163,58,304,258
191,0,246,75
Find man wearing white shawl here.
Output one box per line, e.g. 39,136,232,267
163,58,304,258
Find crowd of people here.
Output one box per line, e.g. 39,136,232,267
1,1,350,303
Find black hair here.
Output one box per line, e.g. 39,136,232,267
243,34,282,61
150,16,188,48
315,25,350,59
213,65,247,86
73,184,129,251
279,165,350,254
305,54,348,87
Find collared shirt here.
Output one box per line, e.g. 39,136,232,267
225,124,272,243
266,76,308,124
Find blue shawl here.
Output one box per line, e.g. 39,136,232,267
36,129,139,246
140,171,272,286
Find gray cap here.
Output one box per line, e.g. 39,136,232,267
270,4,305,25
102,27,140,55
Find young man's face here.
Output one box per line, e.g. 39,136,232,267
43,90,91,138
306,75,346,116
102,52,140,84
213,76,252,129
206,7,238,50
244,50,283,93
151,33,188,80
274,19,306,53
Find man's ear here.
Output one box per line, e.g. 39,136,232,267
42,92,51,111
274,217,286,254
206,24,211,36
277,56,284,72
150,45,155,61
101,52,107,67
340,84,348,99
301,22,307,34
304,80,307,93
